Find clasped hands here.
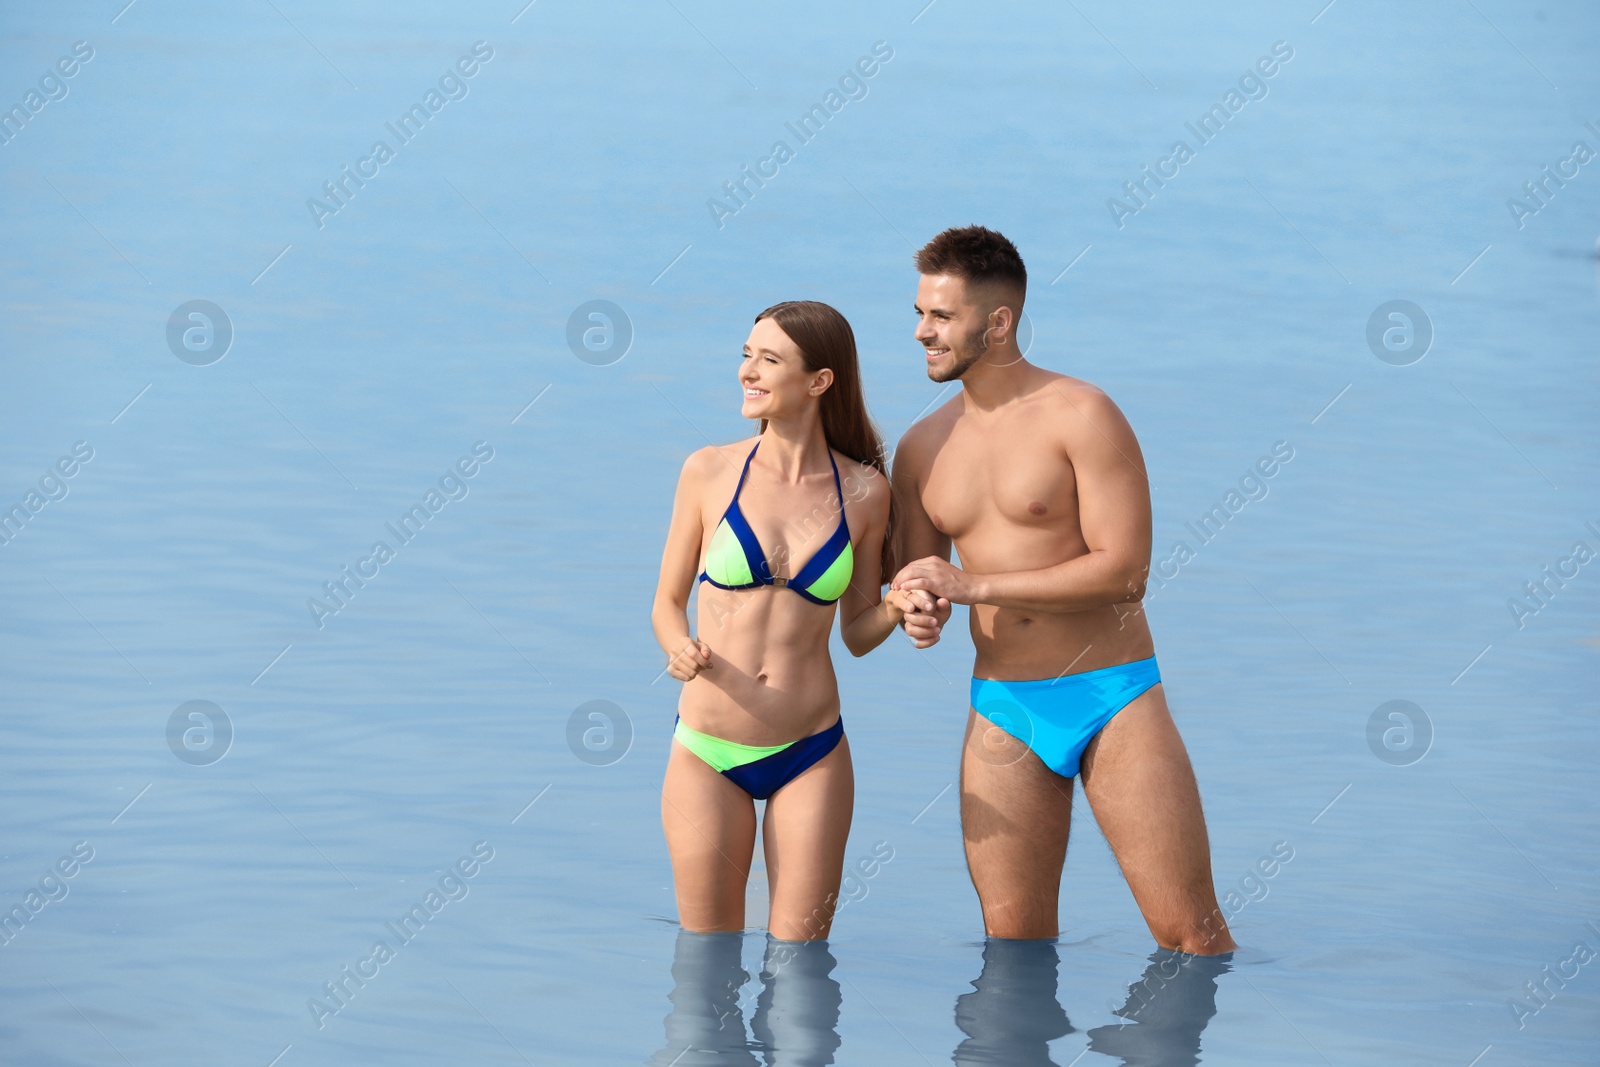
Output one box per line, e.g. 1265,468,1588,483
888,556,965,649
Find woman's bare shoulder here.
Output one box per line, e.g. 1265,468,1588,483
681,438,757,482
837,453,890,520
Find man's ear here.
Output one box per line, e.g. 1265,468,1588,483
988,304,1016,345
809,367,835,396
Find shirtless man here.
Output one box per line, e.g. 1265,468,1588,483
890,226,1235,954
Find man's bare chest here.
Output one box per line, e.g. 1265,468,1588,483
919,427,1080,540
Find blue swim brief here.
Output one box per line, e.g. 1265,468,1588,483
969,656,1162,778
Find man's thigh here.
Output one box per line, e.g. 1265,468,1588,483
1079,684,1232,952
959,708,1074,939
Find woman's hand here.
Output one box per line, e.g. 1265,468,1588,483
882,586,916,622
885,588,947,649
666,639,714,682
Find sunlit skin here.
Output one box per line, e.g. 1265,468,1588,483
651,315,942,940
890,272,1236,954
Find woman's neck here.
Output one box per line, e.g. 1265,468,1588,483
758,414,830,483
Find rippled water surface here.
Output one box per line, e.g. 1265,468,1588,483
3,2,1598,1064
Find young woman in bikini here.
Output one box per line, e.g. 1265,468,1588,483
652,300,942,941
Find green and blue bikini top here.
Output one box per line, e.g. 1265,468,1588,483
699,441,854,606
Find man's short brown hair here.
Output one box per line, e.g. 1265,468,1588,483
913,226,1027,306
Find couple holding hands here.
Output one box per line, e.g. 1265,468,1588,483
651,226,1235,957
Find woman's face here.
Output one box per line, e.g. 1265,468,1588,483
739,317,828,422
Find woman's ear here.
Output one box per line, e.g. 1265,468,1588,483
809,367,835,396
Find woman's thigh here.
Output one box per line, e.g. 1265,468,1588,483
760,736,854,941
662,740,757,933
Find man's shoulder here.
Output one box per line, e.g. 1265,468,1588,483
1027,368,1114,408
1022,370,1133,436
893,406,955,483
898,392,963,449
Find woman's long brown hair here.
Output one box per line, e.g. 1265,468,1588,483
755,300,896,584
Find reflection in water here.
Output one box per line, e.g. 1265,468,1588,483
652,931,842,1066
1085,949,1231,1067
752,937,842,1066
652,931,756,1066
954,938,1075,1066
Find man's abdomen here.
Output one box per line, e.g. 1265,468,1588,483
969,601,1155,682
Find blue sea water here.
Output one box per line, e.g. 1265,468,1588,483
2,1,1597,1064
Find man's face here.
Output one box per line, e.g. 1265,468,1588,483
914,274,995,383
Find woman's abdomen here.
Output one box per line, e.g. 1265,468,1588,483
677,595,841,745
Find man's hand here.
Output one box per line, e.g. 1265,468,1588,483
893,556,980,605
666,639,713,682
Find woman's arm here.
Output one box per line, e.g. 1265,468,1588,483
838,464,935,655
652,449,714,681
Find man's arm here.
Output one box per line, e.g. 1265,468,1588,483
896,387,1151,613
891,428,952,567
889,426,953,640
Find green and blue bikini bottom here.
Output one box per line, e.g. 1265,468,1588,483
673,716,843,800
